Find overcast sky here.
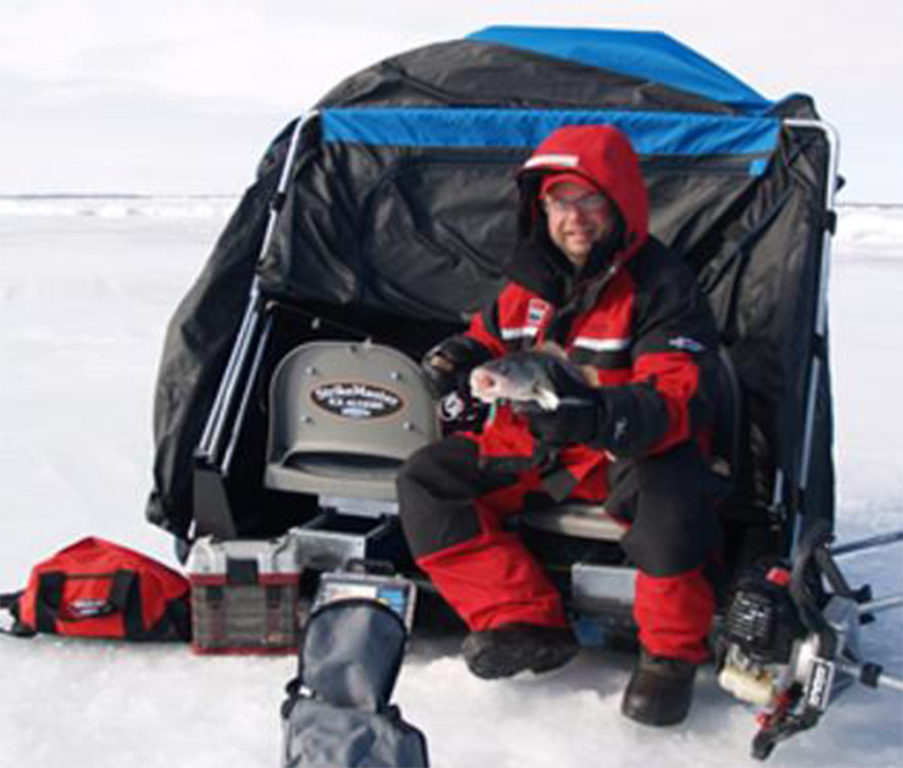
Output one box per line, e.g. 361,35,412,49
1,0,901,202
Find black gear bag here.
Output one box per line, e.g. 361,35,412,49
280,598,429,767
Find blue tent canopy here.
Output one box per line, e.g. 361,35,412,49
322,107,778,176
468,26,772,113
319,27,780,176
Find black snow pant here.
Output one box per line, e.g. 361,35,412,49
397,435,722,662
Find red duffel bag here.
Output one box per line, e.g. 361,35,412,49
0,537,191,641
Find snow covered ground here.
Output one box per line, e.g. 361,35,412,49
0,197,900,768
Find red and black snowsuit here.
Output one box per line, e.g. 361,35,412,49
398,125,722,663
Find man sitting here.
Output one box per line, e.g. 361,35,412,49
397,124,723,727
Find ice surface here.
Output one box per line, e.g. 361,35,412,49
0,199,900,768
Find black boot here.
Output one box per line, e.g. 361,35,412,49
621,650,697,726
461,623,580,679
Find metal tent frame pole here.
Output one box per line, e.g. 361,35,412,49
197,113,311,467
192,112,313,538
776,119,841,553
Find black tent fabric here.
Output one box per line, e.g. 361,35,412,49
146,29,834,553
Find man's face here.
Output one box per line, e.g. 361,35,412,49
542,182,615,268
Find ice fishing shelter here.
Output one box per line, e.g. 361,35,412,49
146,27,838,571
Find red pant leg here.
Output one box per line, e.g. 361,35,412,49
398,436,566,632
633,566,715,663
416,481,567,631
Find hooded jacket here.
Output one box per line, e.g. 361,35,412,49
462,125,720,501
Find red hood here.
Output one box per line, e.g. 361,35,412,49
519,125,649,258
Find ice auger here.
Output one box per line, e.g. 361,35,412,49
717,520,903,760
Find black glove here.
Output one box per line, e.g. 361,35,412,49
421,335,493,399
522,360,606,447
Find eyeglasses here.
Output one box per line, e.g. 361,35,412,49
542,192,609,215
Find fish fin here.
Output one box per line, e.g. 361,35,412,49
577,364,599,386
535,388,561,411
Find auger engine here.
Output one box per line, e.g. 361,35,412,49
717,523,903,760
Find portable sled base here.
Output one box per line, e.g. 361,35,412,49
143,25,901,760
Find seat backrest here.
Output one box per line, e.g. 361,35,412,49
265,341,439,500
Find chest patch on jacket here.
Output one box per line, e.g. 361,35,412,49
668,336,706,353
527,298,550,329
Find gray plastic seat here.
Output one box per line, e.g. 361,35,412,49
521,502,625,541
265,341,440,501
266,341,738,541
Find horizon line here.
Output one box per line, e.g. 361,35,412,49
0,192,901,209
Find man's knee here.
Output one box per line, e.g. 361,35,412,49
397,437,480,512
396,439,484,559
632,441,711,499
396,442,440,504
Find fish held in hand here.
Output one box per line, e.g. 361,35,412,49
468,349,595,411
